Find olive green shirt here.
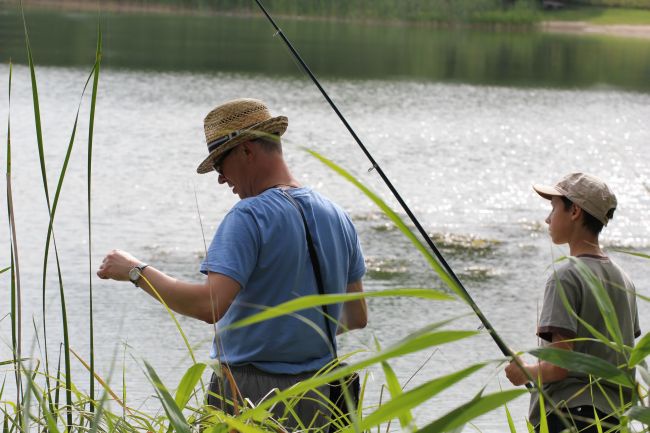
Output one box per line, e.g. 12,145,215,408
529,255,640,426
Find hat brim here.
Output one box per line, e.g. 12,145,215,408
196,115,288,174
532,184,564,200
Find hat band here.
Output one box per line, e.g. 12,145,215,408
207,130,241,153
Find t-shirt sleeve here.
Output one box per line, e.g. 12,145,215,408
537,266,580,342
200,208,260,288
345,214,366,284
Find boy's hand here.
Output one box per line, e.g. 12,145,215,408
505,357,531,386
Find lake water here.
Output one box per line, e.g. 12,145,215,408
0,7,649,432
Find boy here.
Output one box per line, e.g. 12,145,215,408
505,173,640,433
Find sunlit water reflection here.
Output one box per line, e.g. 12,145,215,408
0,65,648,432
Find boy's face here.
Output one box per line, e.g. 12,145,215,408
545,196,575,244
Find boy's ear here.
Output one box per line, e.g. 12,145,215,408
570,204,583,222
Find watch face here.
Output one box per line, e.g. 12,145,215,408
129,267,140,282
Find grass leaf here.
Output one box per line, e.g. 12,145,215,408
305,148,467,299
221,288,453,332
143,361,191,433
174,363,206,409
381,360,413,430
241,328,478,422
529,348,633,388
415,389,526,433
629,332,650,366
569,258,624,348
346,363,487,432
504,403,517,433
626,406,650,425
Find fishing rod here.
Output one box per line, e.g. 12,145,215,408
253,0,528,374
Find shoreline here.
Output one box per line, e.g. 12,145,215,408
542,20,650,39
7,0,650,40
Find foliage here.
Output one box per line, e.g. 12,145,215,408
17,0,542,24
2,5,649,433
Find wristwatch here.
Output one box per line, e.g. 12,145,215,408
128,263,149,287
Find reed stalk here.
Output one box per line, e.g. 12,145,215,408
5,58,24,428
87,20,103,415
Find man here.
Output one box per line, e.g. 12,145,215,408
97,98,368,428
505,173,640,433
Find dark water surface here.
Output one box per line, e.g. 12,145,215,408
1,8,650,91
0,7,649,433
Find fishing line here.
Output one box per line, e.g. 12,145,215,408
252,0,524,369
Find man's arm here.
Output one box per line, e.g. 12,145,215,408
97,249,239,324
505,332,573,386
337,280,367,334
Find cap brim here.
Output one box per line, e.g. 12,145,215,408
196,115,288,174
532,184,563,200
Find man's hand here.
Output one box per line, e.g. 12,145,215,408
505,356,531,386
97,249,140,282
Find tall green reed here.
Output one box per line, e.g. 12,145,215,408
87,20,102,415
5,57,24,427
18,1,103,429
4,7,649,433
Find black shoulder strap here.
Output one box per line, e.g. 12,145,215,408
280,189,337,356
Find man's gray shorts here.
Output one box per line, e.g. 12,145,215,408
208,364,330,430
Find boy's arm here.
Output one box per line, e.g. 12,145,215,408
505,332,573,386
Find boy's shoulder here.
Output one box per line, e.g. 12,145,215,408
548,255,633,289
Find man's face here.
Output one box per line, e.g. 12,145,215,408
545,196,574,244
216,145,249,199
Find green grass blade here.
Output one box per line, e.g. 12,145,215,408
629,332,650,366
415,389,526,433
345,363,487,433
5,58,23,425
20,2,57,419
89,389,108,433
143,361,191,433
221,288,453,332
626,406,650,425
305,148,467,300
637,364,650,387
504,402,517,433
221,416,268,433
538,385,549,433
138,276,197,363
2,408,7,433
0,266,11,274
381,360,413,430
21,365,60,433
36,50,102,431
174,363,206,409
529,347,633,388
240,328,478,422
87,20,102,410
613,249,650,260
569,258,624,348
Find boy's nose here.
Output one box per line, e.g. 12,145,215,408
218,174,227,184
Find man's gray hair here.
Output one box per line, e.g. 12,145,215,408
253,135,282,153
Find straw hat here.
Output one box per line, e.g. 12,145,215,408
533,172,617,226
196,98,288,174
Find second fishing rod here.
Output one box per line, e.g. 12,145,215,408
253,0,524,369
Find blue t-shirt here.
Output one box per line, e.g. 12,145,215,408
200,187,365,374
